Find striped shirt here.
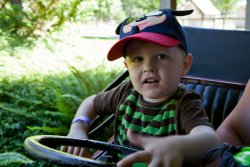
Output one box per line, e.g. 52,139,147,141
116,86,184,146
94,80,212,147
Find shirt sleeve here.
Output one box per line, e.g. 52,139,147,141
177,90,213,134
93,80,133,115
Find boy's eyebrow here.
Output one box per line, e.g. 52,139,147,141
124,54,137,58
123,40,135,56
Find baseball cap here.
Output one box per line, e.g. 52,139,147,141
107,9,193,61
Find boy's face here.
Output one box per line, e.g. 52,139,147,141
124,40,192,101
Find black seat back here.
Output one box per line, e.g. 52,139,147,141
184,26,250,84
181,27,249,128
181,77,245,129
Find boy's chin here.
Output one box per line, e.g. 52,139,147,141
143,96,168,103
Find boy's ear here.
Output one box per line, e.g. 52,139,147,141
123,60,128,68
182,53,193,75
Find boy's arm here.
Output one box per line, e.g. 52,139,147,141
68,95,97,137
180,125,220,164
117,126,220,167
60,95,97,156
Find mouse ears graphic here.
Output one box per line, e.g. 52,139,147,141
115,9,193,39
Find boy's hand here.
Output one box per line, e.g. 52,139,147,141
60,123,92,157
60,145,92,158
60,134,92,157
117,129,183,167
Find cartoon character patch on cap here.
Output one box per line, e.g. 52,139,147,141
123,10,166,34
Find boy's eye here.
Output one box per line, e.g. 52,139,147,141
155,54,168,60
132,56,143,62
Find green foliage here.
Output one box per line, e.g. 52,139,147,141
0,152,33,166
0,0,126,36
0,60,122,165
0,0,87,37
121,0,160,16
0,0,124,50
211,0,239,16
0,2,27,36
27,126,67,134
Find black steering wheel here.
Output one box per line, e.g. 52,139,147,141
24,135,138,167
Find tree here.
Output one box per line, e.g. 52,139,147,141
121,0,160,16
0,0,116,38
10,0,22,6
211,0,239,27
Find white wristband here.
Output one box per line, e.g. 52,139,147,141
72,116,92,127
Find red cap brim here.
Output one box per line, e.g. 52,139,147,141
107,32,180,61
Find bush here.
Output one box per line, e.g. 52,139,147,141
0,0,122,38
0,64,122,165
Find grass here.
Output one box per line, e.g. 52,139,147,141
0,23,124,166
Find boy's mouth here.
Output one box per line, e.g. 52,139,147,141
143,78,159,84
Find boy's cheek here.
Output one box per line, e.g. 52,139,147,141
124,60,134,68
127,64,139,71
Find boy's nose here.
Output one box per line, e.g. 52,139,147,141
143,58,157,73
143,67,157,73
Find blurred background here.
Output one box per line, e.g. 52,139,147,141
0,0,249,166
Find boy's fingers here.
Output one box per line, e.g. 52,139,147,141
79,148,85,157
60,146,75,154
60,145,92,157
67,146,74,154
117,151,150,167
60,145,75,154
73,147,81,155
148,157,163,167
60,145,67,152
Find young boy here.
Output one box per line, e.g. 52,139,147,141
61,9,220,166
